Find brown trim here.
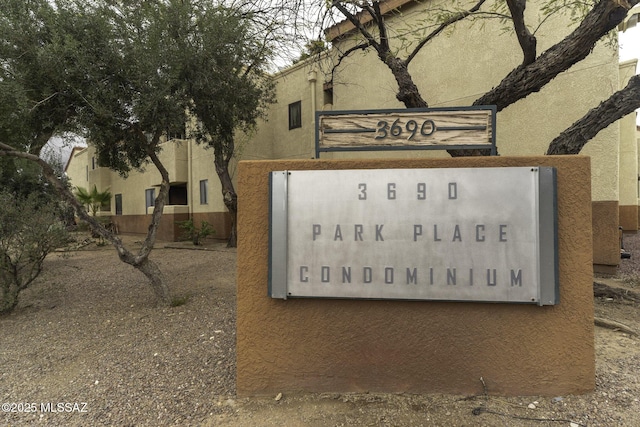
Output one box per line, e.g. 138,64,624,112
190,212,232,240
592,201,620,268
619,204,638,231
111,213,188,242
109,212,232,242
326,0,415,41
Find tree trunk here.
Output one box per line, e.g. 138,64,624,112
214,156,238,248
0,283,19,314
383,56,427,109
0,259,20,314
593,281,640,303
594,317,638,336
136,258,171,305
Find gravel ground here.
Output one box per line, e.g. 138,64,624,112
1,237,237,426
1,233,639,426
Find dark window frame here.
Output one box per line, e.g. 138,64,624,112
199,179,208,205
115,194,123,215
288,101,302,130
145,188,155,210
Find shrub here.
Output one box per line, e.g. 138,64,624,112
177,219,215,245
0,191,71,314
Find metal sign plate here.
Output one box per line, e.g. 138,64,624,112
269,167,558,305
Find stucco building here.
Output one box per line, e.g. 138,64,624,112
65,138,232,241
65,0,639,272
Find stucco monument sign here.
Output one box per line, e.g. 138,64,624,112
269,166,559,305
237,107,593,398
239,157,593,397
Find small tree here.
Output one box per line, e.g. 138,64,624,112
177,219,215,245
154,1,277,247
0,191,70,314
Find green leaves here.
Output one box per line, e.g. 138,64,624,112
0,190,71,313
2,0,276,171
75,185,112,216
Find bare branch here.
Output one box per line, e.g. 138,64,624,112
330,42,373,83
331,0,381,51
370,2,390,53
29,92,60,112
406,0,488,65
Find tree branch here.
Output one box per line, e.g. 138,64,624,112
371,2,390,53
0,140,171,304
0,142,126,253
506,0,537,65
138,132,170,262
29,92,60,112
547,74,640,155
474,0,638,111
331,0,381,51
406,0,488,65
330,42,373,82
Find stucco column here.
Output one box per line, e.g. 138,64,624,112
308,70,317,129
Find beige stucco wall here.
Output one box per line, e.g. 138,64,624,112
66,145,114,214
65,147,90,190
237,156,594,397
244,0,622,267
249,1,619,175
241,62,319,161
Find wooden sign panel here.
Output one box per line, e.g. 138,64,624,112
315,106,496,156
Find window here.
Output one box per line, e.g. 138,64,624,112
167,123,186,141
288,101,302,130
91,156,96,170
85,165,88,181
323,82,334,106
145,188,155,210
115,194,123,215
200,179,208,204
168,184,187,205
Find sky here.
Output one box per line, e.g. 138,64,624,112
620,26,640,66
619,25,640,125
41,134,86,170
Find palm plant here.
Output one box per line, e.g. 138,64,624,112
75,186,93,214
75,185,111,216
90,185,112,215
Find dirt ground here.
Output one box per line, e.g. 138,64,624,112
1,232,639,426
